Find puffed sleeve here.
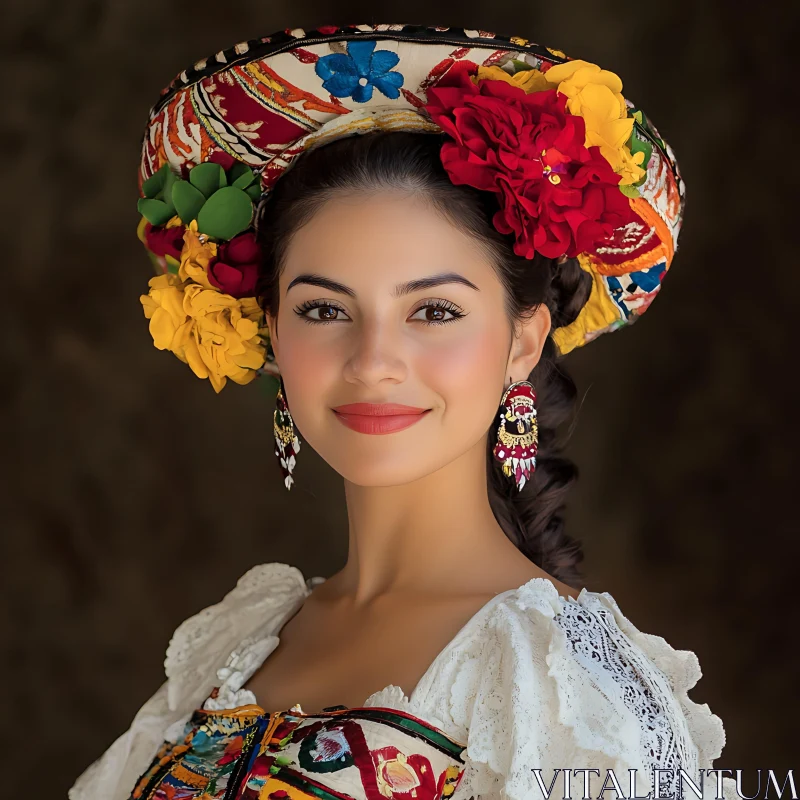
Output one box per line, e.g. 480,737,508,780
68,562,313,800
68,679,174,800
422,579,736,800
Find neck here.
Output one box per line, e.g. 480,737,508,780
332,436,534,604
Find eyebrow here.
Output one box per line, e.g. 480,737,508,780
285,271,480,297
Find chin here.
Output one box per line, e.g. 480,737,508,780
312,437,456,487
298,415,488,488
328,454,440,488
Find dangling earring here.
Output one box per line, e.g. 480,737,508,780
274,378,301,491
492,379,538,491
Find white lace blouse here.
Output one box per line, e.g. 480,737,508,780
68,562,735,800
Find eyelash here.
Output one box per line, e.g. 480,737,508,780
292,299,467,326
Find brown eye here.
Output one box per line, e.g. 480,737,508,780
300,303,351,322
317,306,339,320
409,301,464,325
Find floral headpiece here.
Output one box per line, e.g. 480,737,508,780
138,23,685,392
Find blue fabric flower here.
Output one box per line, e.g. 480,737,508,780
315,40,404,103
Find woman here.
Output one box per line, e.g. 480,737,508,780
70,23,733,800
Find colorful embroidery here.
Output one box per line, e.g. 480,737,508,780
315,40,405,102
130,704,466,800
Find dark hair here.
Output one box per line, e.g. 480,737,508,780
255,131,591,587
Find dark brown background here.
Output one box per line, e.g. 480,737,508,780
2,1,798,796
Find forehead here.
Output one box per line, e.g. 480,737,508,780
283,191,496,284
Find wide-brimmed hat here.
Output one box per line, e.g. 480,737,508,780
137,23,685,392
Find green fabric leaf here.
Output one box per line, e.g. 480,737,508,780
165,254,180,274
172,180,207,224
160,167,177,206
628,128,653,186
197,186,254,239
145,248,163,274
189,162,223,198
511,59,534,72
245,183,262,201
232,170,256,190
137,197,174,226
619,183,641,199
142,164,169,198
226,162,251,183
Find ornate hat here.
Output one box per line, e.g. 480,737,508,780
137,23,685,392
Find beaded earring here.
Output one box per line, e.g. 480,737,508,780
273,379,301,490
492,380,538,491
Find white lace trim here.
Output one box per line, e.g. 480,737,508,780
164,562,313,713
554,596,698,798
201,633,278,711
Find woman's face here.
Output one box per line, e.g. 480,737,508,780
267,190,549,487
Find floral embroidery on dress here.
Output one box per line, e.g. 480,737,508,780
129,705,466,800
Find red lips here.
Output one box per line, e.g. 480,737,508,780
331,403,431,435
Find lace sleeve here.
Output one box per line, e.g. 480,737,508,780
68,562,313,800
583,592,738,800
426,580,735,800
163,562,310,713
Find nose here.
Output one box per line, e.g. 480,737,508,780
342,316,408,388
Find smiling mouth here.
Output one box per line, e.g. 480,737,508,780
331,403,431,435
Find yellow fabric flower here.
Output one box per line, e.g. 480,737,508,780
140,274,266,393
140,273,187,351
476,60,646,186
476,64,550,94
178,219,218,290
541,60,646,185
177,286,265,392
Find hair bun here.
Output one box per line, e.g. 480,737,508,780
548,257,593,333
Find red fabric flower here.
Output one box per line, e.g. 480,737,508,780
207,149,237,172
207,231,261,298
144,222,185,260
424,62,636,259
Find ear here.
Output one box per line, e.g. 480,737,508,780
266,311,280,362
505,304,551,383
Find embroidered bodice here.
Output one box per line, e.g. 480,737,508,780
130,702,466,800
69,562,735,800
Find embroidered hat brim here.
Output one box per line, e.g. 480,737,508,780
138,23,685,390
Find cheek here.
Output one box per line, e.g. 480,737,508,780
274,325,341,430
416,320,509,429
